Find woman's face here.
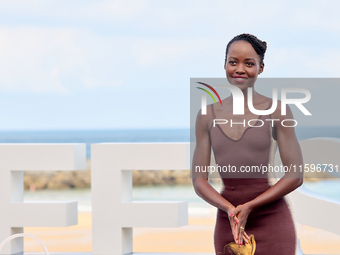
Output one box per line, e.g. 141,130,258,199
224,40,264,90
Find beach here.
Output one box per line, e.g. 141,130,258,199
23,211,340,254
20,179,340,253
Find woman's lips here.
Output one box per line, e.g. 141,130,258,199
233,76,248,83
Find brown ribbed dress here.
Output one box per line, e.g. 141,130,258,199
210,101,297,255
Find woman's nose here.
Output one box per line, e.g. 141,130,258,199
235,64,246,74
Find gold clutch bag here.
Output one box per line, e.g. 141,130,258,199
219,234,256,255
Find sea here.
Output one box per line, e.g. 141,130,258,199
0,127,339,215
0,126,339,158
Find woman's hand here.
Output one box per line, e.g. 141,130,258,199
230,203,253,248
227,207,251,246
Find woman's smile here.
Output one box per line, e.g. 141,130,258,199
225,40,264,88
233,75,248,83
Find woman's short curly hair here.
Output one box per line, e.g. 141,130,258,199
225,33,267,65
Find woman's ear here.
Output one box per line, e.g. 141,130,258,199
258,63,265,74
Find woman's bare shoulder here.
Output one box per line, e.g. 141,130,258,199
271,99,295,128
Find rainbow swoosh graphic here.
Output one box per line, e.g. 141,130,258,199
196,82,223,105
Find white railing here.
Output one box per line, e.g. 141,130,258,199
0,140,339,255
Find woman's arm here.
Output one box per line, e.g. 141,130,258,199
193,106,252,245
192,105,235,213
232,103,304,246
245,103,304,211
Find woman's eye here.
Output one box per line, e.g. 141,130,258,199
246,62,255,66
229,61,236,64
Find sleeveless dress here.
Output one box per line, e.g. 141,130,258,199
209,101,297,255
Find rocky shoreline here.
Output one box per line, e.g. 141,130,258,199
24,159,198,190
23,159,335,190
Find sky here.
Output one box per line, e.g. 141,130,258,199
0,0,340,131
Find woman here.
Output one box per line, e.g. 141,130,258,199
192,33,304,255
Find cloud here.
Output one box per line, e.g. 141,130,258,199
0,24,215,94
0,27,74,94
0,26,129,94
0,0,340,95
0,0,147,22
132,37,213,69
264,46,340,77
